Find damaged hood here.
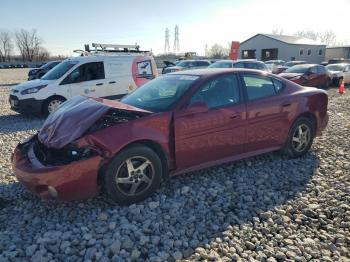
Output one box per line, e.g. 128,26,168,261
38,96,152,149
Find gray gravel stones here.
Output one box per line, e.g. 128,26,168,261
0,82,350,261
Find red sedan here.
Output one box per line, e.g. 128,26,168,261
13,69,329,204
279,64,332,88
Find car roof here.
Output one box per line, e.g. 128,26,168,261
170,68,270,77
213,60,264,64
326,63,349,66
293,63,316,66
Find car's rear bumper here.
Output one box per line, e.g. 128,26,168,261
12,139,102,201
9,95,44,115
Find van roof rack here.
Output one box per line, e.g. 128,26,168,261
75,43,150,54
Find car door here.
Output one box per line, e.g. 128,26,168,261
61,61,107,98
344,65,350,83
174,74,246,169
241,73,292,152
316,66,327,86
306,66,319,86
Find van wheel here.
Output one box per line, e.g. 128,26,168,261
43,96,65,116
103,145,162,205
282,117,314,158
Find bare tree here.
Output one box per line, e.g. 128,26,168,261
294,29,338,46
272,28,284,35
318,30,337,45
15,29,42,62
37,47,50,61
209,43,229,59
0,30,13,62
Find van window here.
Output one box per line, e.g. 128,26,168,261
61,62,105,85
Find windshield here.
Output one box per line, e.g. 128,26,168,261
41,60,78,80
121,74,199,112
285,65,310,73
285,61,305,67
41,61,56,70
326,64,344,71
176,61,192,67
208,61,232,68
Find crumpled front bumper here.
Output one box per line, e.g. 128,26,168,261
12,140,103,201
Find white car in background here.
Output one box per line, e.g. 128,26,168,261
9,44,158,115
326,63,350,85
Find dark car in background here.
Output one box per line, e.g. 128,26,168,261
208,60,269,72
13,69,328,204
28,61,61,80
162,60,211,74
279,64,332,88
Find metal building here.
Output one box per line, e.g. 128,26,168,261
239,34,326,63
325,46,350,61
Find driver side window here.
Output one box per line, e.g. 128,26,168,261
309,67,317,74
189,74,240,109
61,62,105,85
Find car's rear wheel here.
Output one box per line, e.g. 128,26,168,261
103,145,162,205
282,117,314,158
323,77,331,88
43,96,65,116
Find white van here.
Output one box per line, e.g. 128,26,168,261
9,44,158,115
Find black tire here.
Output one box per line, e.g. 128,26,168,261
324,78,331,88
43,96,65,116
103,145,162,205
282,117,314,158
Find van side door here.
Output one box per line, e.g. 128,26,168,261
60,62,106,98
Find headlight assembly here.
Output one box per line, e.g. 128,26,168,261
21,84,47,95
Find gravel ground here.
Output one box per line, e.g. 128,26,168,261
0,80,349,261
0,69,30,86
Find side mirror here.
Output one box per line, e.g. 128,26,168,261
184,101,209,115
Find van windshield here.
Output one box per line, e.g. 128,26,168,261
41,61,78,80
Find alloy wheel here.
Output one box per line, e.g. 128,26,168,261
48,99,63,113
115,156,154,196
292,123,311,152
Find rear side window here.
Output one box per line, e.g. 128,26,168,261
242,75,277,101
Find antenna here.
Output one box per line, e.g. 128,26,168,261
173,25,180,53
164,28,170,54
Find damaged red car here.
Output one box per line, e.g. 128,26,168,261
12,69,329,204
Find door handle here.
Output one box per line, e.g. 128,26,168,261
109,81,116,84
96,83,103,86
281,102,291,107
230,114,239,119
89,89,95,92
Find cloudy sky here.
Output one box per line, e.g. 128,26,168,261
1,0,349,56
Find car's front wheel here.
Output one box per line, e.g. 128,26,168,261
282,117,314,158
43,96,65,116
103,145,162,205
